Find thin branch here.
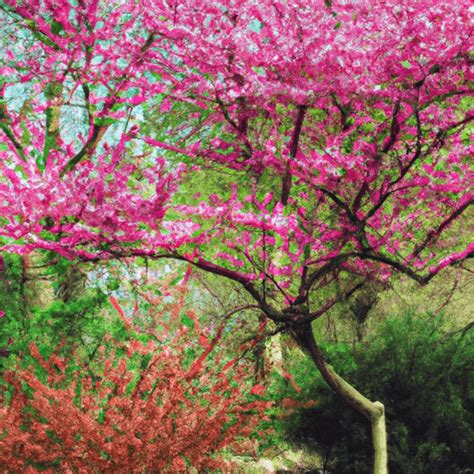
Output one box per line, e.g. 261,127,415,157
59,122,107,176
0,83,27,161
412,198,473,257
381,100,401,153
88,249,287,323
281,104,307,205
297,253,354,304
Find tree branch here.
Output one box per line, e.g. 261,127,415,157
281,104,307,205
412,198,473,257
0,82,27,161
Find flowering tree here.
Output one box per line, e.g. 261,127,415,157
0,1,472,471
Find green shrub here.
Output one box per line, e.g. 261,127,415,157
0,252,124,373
279,311,474,473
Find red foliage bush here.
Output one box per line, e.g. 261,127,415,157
0,305,271,472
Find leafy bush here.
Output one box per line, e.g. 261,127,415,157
0,297,271,472
279,312,474,473
0,252,111,370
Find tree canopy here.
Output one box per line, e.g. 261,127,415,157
0,1,472,309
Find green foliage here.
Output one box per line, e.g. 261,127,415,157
276,311,473,473
0,254,26,317
0,253,130,376
30,292,109,350
0,254,28,367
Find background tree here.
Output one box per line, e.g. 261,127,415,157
0,1,472,471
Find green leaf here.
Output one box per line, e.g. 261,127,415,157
95,117,117,127
50,20,64,36
169,276,183,286
180,313,195,330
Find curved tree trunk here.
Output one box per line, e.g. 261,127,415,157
292,322,388,474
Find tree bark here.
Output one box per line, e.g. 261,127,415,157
292,322,388,474
371,401,388,474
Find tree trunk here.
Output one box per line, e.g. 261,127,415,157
371,401,388,474
292,322,388,474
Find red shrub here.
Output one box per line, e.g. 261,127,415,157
0,319,270,472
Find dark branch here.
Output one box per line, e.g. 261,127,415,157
296,253,354,304
0,84,27,161
412,198,473,257
281,104,307,205
330,93,352,131
59,122,105,176
381,100,401,153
